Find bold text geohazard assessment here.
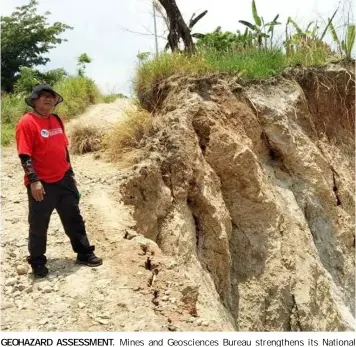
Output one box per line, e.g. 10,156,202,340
0,340,114,347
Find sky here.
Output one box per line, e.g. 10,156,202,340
2,0,354,95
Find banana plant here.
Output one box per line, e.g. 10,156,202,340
238,0,281,49
195,26,256,52
189,10,208,39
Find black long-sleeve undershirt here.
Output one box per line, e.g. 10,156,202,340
19,154,39,184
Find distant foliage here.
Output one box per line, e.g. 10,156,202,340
14,67,68,94
1,0,72,92
55,76,102,120
103,93,128,103
196,27,256,52
77,53,92,77
1,76,103,146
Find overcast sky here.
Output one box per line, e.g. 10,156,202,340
2,0,354,95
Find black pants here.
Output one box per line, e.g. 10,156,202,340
27,171,94,266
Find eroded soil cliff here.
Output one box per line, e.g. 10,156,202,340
122,64,355,331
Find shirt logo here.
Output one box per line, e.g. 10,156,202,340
49,128,63,136
41,129,49,138
40,128,63,138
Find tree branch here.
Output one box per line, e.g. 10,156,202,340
122,27,167,40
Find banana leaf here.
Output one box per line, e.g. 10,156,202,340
189,10,208,30
192,33,205,39
252,0,262,27
239,20,257,31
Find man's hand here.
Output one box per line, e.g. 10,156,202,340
30,181,45,201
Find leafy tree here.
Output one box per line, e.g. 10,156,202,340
1,0,72,92
42,68,68,86
77,53,92,77
14,67,68,94
13,67,40,95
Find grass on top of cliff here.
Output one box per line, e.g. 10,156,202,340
134,47,332,96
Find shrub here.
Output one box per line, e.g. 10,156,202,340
69,123,102,154
105,106,152,161
1,124,16,146
55,76,102,120
103,93,128,103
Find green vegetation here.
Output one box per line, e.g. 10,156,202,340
1,0,72,92
135,52,211,95
53,77,102,120
1,93,29,145
1,0,102,147
1,76,102,146
103,93,128,103
238,0,281,50
1,124,16,147
134,46,336,96
329,22,356,59
135,0,355,97
1,93,29,125
77,53,92,77
14,67,68,95
204,49,285,77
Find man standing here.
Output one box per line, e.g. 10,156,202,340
16,84,102,278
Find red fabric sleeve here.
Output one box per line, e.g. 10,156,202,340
16,120,34,156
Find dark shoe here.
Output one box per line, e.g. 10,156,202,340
76,253,103,267
32,265,49,278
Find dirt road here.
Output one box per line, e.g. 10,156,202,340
0,101,226,332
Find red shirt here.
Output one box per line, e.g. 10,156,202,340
16,112,70,186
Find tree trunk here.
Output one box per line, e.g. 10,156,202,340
158,0,195,53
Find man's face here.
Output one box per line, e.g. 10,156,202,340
33,91,57,110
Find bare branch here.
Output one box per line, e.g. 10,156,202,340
122,27,167,40
153,0,169,29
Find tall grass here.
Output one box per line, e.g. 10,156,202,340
104,106,153,162
204,48,286,78
134,52,212,96
1,94,29,146
286,46,334,66
134,46,340,97
55,76,102,120
1,123,17,146
1,93,29,124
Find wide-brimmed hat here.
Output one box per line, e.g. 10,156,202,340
25,84,64,108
